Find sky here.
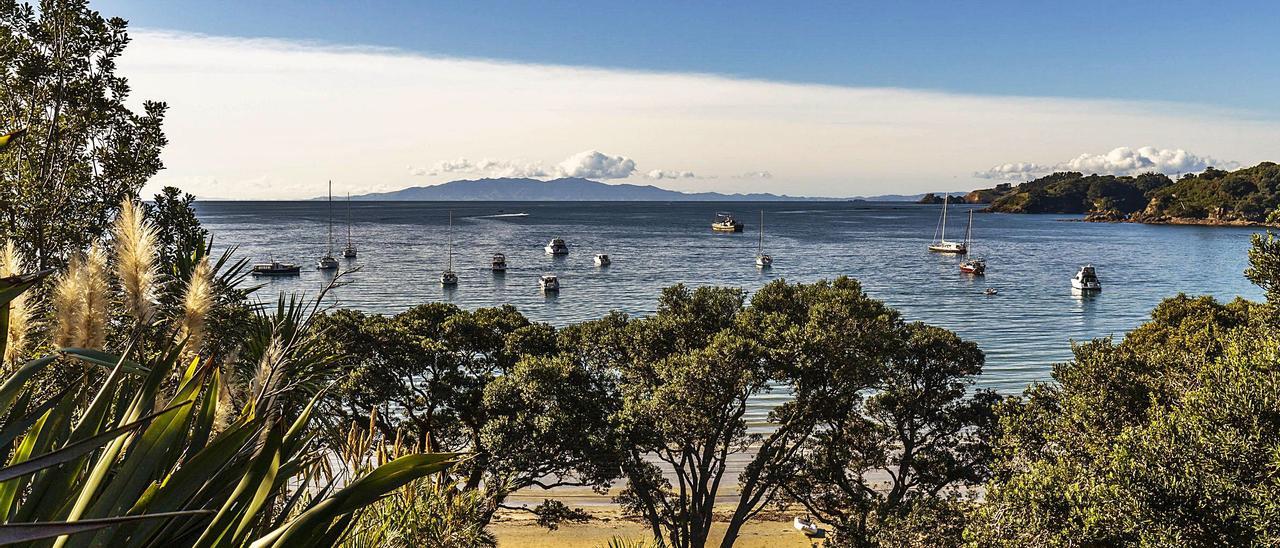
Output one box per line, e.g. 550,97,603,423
92,0,1280,199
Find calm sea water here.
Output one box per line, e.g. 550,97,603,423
195,200,1264,400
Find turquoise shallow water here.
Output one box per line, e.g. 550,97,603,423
196,200,1265,407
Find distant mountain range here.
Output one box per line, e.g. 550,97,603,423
338,176,958,202
345,177,823,201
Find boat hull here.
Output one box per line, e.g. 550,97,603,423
928,243,967,254
1071,280,1101,291
712,223,743,232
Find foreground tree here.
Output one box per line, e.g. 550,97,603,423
0,0,167,270
969,236,1280,545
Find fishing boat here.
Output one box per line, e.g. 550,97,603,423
594,254,611,267
1072,265,1101,291
545,238,569,255
756,210,772,268
317,181,340,270
491,254,507,272
539,274,560,292
342,192,357,258
441,211,458,286
251,261,301,276
711,212,744,232
928,195,968,254
958,210,985,274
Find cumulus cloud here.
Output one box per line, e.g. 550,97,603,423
735,171,773,179
410,150,637,180
975,147,1237,180
556,150,636,179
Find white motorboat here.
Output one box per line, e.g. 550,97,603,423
1072,265,1101,291
756,210,772,268
317,180,340,270
441,211,458,286
539,274,560,292
491,253,507,272
545,238,569,255
928,194,968,254
594,254,611,267
712,212,744,232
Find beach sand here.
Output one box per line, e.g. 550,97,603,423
491,507,818,548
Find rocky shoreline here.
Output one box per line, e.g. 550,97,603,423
1081,211,1279,228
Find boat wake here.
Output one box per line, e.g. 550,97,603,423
477,212,530,218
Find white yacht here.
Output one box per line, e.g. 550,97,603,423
928,195,968,254
958,210,985,275
756,210,772,268
491,253,507,272
539,274,560,292
440,211,458,286
1072,265,1101,291
545,238,569,255
594,254,611,267
317,180,340,270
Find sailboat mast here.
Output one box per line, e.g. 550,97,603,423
966,209,973,248
327,180,333,255
940,194,948,242
346,192,352,246
447,210,453,270
758,210,764,254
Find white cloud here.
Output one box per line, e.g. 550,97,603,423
119,31,1280,199
976,147,1237,180
735,171,773,179
646,169,698,180
556,150,636,179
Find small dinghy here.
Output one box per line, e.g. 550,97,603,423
793,516,823,538
985,287,999,296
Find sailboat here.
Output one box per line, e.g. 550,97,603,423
342,193,357,258
756,210,772,268
928,195,968,254
316,181,340,271
440,211,458,286
959,210,985,275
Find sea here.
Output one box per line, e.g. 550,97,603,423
195,200,1265,402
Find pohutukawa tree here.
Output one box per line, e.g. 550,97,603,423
0,0,168,270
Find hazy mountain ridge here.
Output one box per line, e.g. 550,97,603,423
346,177,825,201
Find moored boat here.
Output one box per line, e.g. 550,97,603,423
1072,265,1101,291
545,238,569,255
594,254,611,267
317,180,339,270
441,211,458,286
539,274,560,292
342,192,357,258
251,261,301,276
756,210,772,268
712,212,744,232
928,195,968,254
491,253,507,272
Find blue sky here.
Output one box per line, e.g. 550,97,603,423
98,0,1280,113
100,1,1280,198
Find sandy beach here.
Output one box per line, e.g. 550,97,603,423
491,506,818,548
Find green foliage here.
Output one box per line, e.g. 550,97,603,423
969,287,1280,545
1146,162,1280,221
0,273,455,547
145,187,209,269
984,171,1172,215
1246,231,1280,303
0,0,168,270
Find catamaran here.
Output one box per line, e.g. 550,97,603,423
342,193,357,258
440,211,458,286
958,210,985,274
317,181,340,271
756,210,772,268
928,195,968,254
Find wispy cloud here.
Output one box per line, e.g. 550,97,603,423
975,147,1237,180
119,31,1280,199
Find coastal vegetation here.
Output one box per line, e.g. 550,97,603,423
973,162,1280,226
